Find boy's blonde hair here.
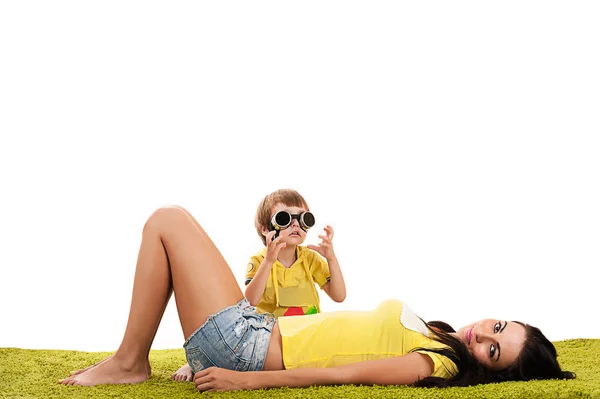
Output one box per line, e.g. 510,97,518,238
255,189,310,246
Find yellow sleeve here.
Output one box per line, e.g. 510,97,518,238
244,253,264,286
308,251,330,288
414,350,458,379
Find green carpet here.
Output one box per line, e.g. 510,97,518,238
1,339,598,398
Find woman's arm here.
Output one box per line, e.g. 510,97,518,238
194,352,434,392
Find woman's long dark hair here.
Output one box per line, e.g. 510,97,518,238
412,320,576,387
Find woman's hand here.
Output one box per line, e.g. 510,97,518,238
307,225,336,261
194,367,251,392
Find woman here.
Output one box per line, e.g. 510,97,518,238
58,206,574,392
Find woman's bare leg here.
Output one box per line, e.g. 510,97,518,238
68,208,199,377
59,206,243,386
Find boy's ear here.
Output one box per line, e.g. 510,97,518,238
261,227,270,237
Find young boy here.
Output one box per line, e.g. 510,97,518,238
245,188,346,316
172,188,346,381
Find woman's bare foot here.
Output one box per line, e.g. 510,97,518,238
69,356,112,376
58,356,149,386
69,356,151,378
171,363,193,382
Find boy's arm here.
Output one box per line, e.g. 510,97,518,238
194,352,434,392
244,258,275,306
321,255,346,302
308,225,346,303
245,231,285,306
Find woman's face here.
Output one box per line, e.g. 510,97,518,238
454,319,526,370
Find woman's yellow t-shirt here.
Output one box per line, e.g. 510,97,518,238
277,299,458,379
245,246,330,317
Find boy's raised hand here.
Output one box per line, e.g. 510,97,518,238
307,225,336,261
265,230,286,264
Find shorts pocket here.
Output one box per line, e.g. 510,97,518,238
210,310,252,353
185,347,215,373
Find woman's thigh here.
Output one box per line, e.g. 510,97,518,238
146,206,244,339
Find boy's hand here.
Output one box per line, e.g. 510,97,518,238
307,225,336,261
265,230,286,264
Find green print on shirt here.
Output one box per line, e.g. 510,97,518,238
283,306,318,316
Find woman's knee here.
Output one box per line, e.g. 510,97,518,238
144,206,193,233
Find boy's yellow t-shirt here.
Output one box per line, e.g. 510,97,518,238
277,299,458,379
245,246,330,317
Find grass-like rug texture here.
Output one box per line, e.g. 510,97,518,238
1,339,598,399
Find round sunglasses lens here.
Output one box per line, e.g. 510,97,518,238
301,212,315,228
273,211,291,228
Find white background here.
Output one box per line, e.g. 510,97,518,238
1,1,598,352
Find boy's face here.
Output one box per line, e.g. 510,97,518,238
263,203,308,245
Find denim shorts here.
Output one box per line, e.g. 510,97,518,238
183,298,275,373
